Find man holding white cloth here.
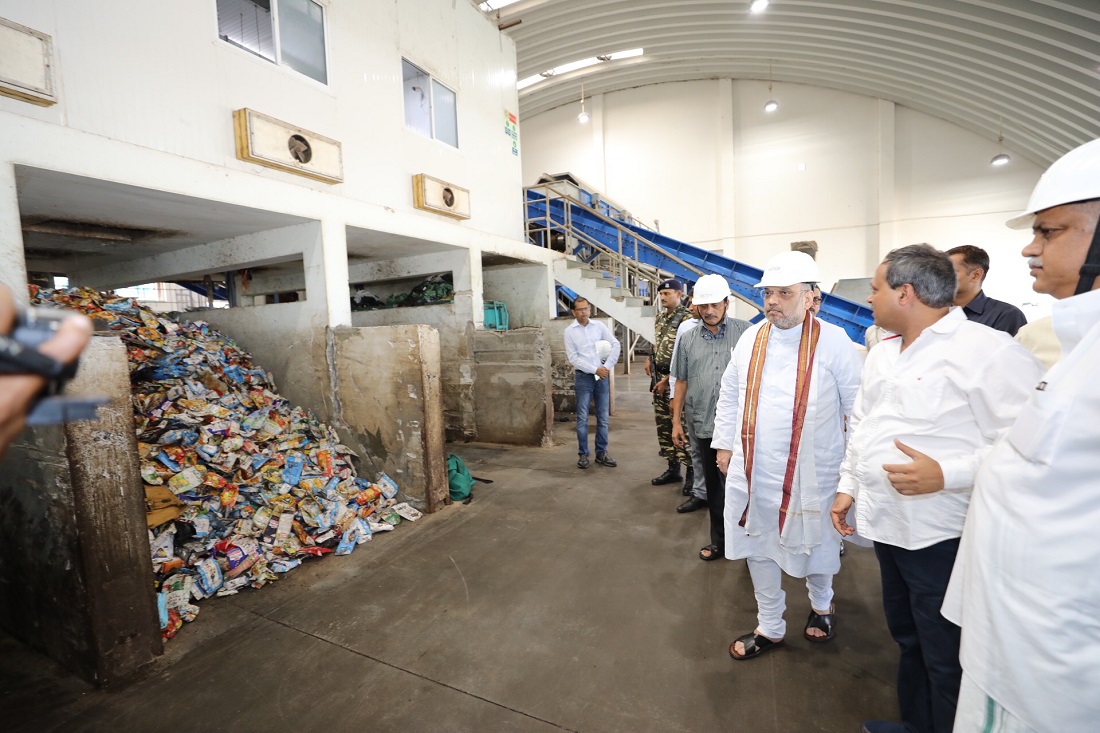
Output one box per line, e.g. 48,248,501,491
712,251,862,660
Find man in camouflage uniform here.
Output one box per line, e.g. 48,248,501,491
646,278,692,490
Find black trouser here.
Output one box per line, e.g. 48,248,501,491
696,436,724,548
874,538,962,733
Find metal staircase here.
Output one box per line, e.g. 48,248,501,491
526,173,874,344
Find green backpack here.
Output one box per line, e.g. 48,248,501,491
447,453,476,501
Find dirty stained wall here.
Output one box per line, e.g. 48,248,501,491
0,335,160,685
329,324,447,511
472,329,553,446
352,304,475,442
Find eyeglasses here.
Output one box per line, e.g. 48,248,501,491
573,307,591,313
812,297,823,305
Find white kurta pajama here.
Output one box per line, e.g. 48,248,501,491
943,288,1100,733
713,319,862,576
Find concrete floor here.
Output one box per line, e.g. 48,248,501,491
0,366,900,733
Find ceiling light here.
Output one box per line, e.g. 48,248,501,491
750,0,769,13
516,49,645,91
578,81,590,123
764,61,778,112
551,57,601,76
604,48,644,61
990,117,1011,167
517,74,542,90
479,0,523,11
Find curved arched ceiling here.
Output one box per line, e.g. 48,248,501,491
489,0,1100,166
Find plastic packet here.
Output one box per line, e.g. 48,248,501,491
376,473,399,499
393,503,423,522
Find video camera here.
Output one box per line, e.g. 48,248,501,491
0,307,107,425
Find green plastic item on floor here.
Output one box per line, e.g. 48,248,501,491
447,453,475,501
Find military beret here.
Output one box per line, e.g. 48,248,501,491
657,279,684,292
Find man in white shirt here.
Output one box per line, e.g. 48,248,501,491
712,251,862,660
943,138,1100,733
831,245,1043,733
563,297,621,469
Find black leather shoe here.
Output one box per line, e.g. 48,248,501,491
651,463,682,485
681,466,694,496
577,454,589,469
676,496,707,513
595,452,617,467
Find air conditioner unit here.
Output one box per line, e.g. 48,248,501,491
0,18,56,106
412,174,471,220
233,108,343,184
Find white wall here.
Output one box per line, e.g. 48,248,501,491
520,78,1051,318
0,0,523,241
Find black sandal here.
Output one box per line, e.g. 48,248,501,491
803,606,836,643
699,544,723,561
729,631,784,661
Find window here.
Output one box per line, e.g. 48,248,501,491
402,59,458,148
217,0,328,84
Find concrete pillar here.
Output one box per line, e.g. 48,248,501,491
0,162,29,304
0,335,160,685
453,247,482,330
303,219,351,327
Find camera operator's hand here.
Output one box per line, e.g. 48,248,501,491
0,285,93,460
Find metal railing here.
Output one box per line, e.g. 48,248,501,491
524,183,705,306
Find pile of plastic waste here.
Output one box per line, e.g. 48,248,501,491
30,286,422,640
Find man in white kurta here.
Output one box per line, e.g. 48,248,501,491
712,251,862,660
832,245,1043,733
943,139,1100,733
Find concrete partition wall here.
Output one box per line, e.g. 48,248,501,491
0,335,160,685
329,325,447,511
352,304,476,442
198,306,447,508
197,302,335,417
472,329,553,446
482,263,555,329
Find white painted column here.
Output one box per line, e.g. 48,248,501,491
876,99,897,267
452,247,483,329
302,218,351,327
716,78,737,258
0,163,30,305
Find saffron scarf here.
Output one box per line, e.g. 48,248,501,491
739,314,821,542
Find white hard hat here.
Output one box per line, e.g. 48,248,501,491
755,251,821,287
691,274,731,305
595,340,612,360
1006,138,1100,230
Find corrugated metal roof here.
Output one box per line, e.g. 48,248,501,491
488,0,1100,165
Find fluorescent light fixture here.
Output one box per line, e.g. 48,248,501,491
764,99,779,112
551,57,601,76
604,48,644,61
517,74,543,90
516,48,645,90
750,0,770,13
990,153,1011,166
479,0,523,11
